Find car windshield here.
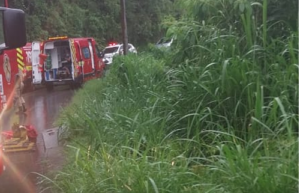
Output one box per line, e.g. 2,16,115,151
104,46,119,54
157,38,172,44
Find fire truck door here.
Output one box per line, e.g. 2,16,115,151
31,41,42,84
88,40,95,70
76,42,84,76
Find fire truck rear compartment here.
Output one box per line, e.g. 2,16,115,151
44,40,73,81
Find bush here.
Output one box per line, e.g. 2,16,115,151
46,0,298,192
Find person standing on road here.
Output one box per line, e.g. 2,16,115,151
14,73,26,114
62,48,71,76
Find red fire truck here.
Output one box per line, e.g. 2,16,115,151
0,6,27,175
0,47,24,109
32,36,106,90
0,42,33,97
0,10,27,111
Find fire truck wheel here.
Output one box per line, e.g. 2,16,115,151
77,82,83,88
98,69,105,78
70,82,81,90
46,83,54,91
69,83,75,90
75,75,84,88
27,83,35,92
31,84,36,91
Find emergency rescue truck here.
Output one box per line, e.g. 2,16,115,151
0,6,27,175
32,36,106,90
0,42,33,110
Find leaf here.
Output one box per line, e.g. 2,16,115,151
239,3,245,13
148,177,159,193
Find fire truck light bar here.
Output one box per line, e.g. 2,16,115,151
48,36,68,40
108,42,118,46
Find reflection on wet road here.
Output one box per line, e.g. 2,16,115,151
0,86,74,193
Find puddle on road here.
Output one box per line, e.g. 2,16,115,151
0,86,74,193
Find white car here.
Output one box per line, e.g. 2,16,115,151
155,37,173,48
103,43,137,65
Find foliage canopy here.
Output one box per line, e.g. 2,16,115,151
9,0,175,47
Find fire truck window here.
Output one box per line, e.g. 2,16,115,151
82,47,90,59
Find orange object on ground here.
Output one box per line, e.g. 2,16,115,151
2,124,38,153
2,131,13,140
26,125,38,143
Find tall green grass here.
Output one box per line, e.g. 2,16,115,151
44,0,298,192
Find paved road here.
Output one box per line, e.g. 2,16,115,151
0,86,74,193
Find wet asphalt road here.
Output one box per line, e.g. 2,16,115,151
0,85,74,193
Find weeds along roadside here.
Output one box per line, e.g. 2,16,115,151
47,1,298,192
160,0,298,191
49,49,298,193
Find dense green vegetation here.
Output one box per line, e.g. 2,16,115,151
8,0,175,47
39,0,298,192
